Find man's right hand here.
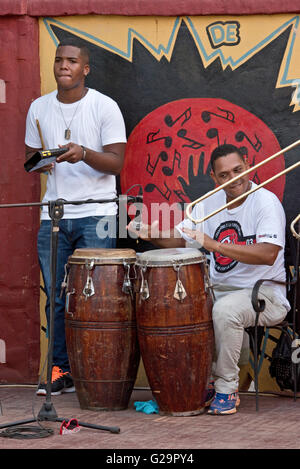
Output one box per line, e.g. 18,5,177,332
127,219,159,241
34,162,55,174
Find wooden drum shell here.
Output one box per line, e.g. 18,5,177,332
136,248,214,416
65,248,140,411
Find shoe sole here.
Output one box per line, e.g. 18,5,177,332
36,386,75,396
207,407,237,415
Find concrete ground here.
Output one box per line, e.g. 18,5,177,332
0,385,299,451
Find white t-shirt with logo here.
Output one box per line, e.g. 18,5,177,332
25,88,127,219
176,182,290,310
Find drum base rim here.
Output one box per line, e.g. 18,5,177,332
158,407,205,417
78,404,129,411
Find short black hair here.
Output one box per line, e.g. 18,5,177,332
56,38,90,64
210,144,245,172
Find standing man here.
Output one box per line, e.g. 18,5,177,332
128,144,290,415
25,38,127,395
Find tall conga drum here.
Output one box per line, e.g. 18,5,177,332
65,248,140,411
136,247,214,416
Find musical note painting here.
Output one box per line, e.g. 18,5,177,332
123,97,285,227
41,14,300,232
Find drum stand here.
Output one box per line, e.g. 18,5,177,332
0,196,144,437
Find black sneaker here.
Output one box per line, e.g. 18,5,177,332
36,366,75,396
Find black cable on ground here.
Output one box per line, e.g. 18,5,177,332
0,426,53,439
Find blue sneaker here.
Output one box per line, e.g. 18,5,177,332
204,381,215,407
207,392,240,415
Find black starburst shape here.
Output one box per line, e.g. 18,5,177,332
51,21,300,224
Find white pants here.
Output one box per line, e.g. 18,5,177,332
212,285,287,394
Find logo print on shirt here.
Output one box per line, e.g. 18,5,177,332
213,221,256,273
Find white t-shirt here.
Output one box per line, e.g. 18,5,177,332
25,88,127,219
176,182,290,310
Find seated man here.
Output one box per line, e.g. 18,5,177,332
128,144,290,415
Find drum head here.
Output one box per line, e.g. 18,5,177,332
136,247,205,267
68,248,136,265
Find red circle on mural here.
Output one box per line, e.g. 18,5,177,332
121,98,285,229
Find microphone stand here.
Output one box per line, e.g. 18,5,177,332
0,195,140,437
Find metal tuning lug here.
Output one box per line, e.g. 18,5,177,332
83,259,95,300
139,265,149,301
65,289,75,317
203,261,216,302
122,262,133,297
60,263,69,299
173,264,187,301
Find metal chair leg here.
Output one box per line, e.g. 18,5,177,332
253,325,259,411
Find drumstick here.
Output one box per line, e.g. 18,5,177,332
36,119,52,175
36,119,45,150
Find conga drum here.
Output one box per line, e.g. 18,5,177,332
136,247,214,416
65,248,140,411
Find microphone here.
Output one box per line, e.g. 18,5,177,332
133,204,142,231
24,147,68,173
128,185,143,232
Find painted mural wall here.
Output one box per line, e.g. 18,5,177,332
39,14,300,391
40,14,300,238
1,9,299,386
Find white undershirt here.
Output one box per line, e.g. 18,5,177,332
25,88,127,219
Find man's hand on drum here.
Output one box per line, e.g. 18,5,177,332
127,219,159,240
181,227,217,252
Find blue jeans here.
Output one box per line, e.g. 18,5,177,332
38,216,116,372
